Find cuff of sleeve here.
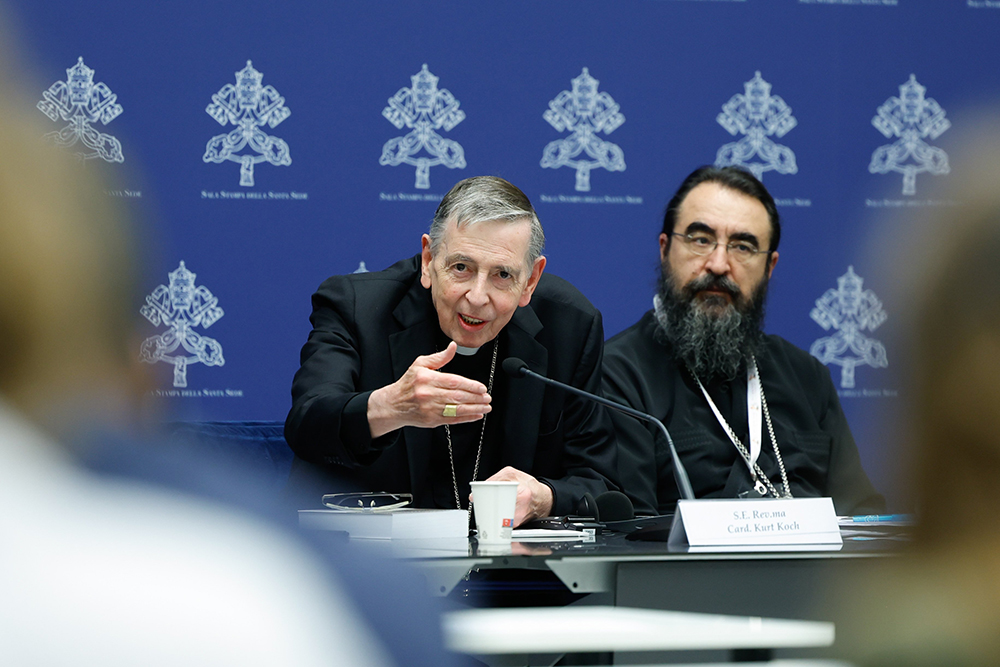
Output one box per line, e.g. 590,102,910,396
342,391,398,463
535,477,561,516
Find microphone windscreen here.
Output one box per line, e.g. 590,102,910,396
596,491,634,522
502,357,528,378
576,492,599,521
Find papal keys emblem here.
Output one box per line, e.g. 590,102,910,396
869,74,950,196
139,262,225,388
380,64,466,190
203,60,292,187
540,67,626,192
810,266,888,389
714,71,797,181
36,57,124,163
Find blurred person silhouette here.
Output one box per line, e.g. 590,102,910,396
830,121,1000,666
0,32,458,667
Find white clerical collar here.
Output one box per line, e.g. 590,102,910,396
454,344,480,356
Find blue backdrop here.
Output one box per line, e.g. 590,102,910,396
8,0,998,506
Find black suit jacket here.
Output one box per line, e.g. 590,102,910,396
285,255,618,515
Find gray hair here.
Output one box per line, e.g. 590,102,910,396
428,176,545,265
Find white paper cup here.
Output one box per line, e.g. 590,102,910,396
470,481,519,544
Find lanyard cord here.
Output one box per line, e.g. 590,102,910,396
690,355,792,499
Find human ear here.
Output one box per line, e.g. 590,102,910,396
518,256,547,307
420,235,433,289
766,251,779,279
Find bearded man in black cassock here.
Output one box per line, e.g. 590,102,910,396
603,166,884,516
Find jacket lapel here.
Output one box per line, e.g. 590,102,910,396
502,305,547,470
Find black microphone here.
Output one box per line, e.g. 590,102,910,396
596,491,634,522
502,357,695,501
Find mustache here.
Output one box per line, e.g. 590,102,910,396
682,273,742,301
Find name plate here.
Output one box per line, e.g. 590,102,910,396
667,497,842,548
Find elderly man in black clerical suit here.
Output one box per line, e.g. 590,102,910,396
603,166,883,516
286,176,617,526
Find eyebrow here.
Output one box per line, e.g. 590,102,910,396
683,221,715,236
728,231,761,248
444,253,476,266
444,254,522,280
683,222,762,248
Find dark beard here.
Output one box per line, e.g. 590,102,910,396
654,264,769,383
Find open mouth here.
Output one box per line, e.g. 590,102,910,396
459,313,486,326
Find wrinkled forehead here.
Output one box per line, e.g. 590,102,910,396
439,215,535,263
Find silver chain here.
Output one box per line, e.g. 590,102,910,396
755,355,791,499
690,355,792,499
444,338,498,513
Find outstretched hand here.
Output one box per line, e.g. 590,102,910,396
367,342,492,438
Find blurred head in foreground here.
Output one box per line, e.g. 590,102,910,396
0,46,448,667
906,140,1000,550
0,107,142,434
834,120,1000,666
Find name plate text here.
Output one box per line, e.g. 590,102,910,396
667,497,842,548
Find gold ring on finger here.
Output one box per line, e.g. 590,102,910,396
442,404,458,418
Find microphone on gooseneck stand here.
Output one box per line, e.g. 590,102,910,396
501,357,695,502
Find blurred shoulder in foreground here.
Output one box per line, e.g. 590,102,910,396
0,39,458,666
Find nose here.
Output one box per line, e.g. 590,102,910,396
466,273,490,308
703,242,732,275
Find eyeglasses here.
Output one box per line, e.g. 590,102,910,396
322,492,413,512
670,232,769,264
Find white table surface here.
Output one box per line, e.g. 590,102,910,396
442,605,835,655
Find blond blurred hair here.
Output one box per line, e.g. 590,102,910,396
0,83,140,430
